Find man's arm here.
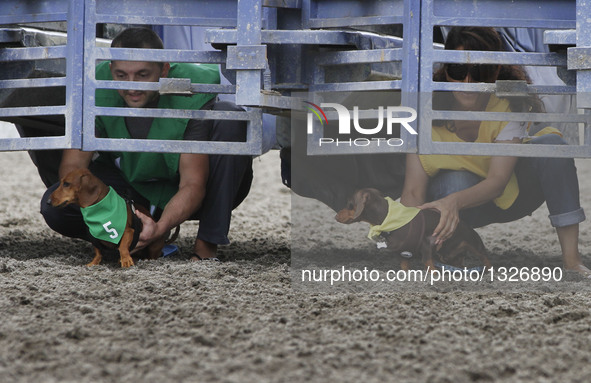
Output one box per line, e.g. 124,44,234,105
59,149,95,179
135,152,209,247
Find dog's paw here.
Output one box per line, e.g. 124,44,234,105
86,258,102,267
120,257,135,268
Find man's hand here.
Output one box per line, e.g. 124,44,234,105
131,153,207,253
132,209,164,252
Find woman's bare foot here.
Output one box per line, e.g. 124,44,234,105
191,239,218,261
564,263,591,278
556,225,590,277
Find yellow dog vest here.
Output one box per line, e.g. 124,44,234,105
368,197,420,241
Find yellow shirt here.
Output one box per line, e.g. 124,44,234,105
419,96,518,209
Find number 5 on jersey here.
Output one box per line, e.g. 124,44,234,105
103,221,119,239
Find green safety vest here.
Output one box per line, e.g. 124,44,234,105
94,61,220,209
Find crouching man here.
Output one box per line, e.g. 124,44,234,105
41,27,253,261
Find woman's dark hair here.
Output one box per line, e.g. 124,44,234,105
441,26,504,83
433,26,544,115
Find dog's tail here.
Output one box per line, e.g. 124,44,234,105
165,226,181,244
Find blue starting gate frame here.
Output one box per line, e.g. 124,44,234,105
83,0,263,155
1,0,591,159
301,0,420,155
569,0,591,109
0,0,83,152
419,0,591,158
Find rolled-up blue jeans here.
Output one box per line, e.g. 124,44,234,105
427,134,585,228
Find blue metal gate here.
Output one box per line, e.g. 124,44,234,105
419,0,590,158
0,0,83,151
1,0,590,158
83,0,262,155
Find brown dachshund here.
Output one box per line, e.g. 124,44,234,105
335,188,491,271
50,168,179,268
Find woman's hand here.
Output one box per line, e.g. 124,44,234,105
418,155,519,245
418,195,461,245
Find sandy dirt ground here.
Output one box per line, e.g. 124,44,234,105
2,134,591,382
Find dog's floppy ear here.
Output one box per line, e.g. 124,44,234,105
77,172,101,207
335,189,371,223
350,189,370,222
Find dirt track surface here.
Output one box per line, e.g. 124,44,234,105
2,149,591,383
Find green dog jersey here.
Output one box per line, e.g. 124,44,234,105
80,186,128,244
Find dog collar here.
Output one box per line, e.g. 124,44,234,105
80,186,128,244
368,198,420,241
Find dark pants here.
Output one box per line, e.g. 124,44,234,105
40,102,253,246
427,134,585,228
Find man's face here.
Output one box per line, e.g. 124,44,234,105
109,60,170,108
